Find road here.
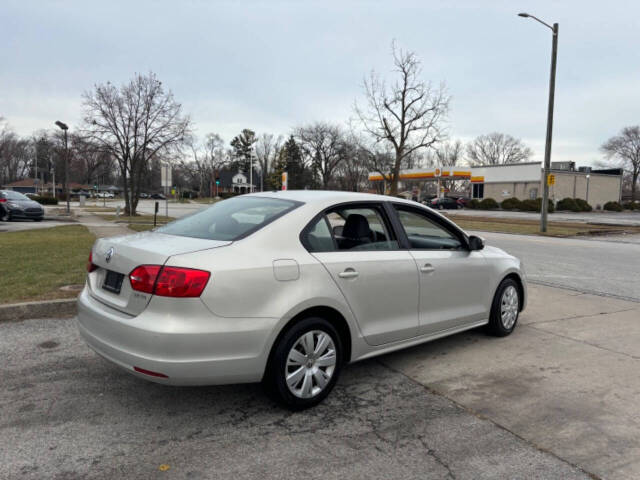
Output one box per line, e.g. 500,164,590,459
448,208,640,226
476,231,640,301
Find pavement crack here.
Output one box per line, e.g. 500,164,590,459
528,307,639,326
417,434,456,479
525,324,640,360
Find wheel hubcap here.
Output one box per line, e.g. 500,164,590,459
500,285,519,330
285,330,336,399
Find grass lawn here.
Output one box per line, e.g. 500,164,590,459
127,224,158,232
81,206,117,213
0,225,95,304
448,215,640,237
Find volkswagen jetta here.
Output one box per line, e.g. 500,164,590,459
77,191,526,409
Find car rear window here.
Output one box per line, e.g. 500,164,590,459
156,196,300,241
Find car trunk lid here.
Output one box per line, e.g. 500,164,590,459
87,232,230,315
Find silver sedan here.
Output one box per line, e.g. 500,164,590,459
77,191,526,409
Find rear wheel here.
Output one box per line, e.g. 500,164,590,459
487,278,520,337
263,317,342,410
0,208,10,222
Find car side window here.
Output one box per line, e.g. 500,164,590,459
325,206,398,251
303,215,336,252
395,206,462,250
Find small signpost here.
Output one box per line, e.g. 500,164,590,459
161,164,172,218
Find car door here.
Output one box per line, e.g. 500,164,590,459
391,204,491,335
302,202,420,346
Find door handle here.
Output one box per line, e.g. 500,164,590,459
338,268,359,279
420,263,435,274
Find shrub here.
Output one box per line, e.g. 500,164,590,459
466,199,480,209
574,198,593,212
556,197,580,212
500,197,522,210
519,199,539,212
218,192,237,200
603,201,623,212
478,198,499,210
623,201,639,210
31,195,58,205
519,198,555,213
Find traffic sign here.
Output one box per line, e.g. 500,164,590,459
547,174,556,186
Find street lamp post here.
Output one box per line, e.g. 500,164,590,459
55,121,70,214
518,13,558,233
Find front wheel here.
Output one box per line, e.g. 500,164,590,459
487,278,520,337
0,208,9,222
263,317,343,410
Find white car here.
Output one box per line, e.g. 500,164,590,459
77,191,526,409
96,192,115,199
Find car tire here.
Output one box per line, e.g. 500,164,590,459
34,218,43,222
457,204,463,209
0,208,10,222
487,278,520,337
263,317,343,410
438,204,444,210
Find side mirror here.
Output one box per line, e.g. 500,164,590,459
468,235,484,251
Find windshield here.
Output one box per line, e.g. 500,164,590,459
2,191,29,201
156,196,301,241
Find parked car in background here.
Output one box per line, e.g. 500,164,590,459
139,193,149,199
150,193,166,200
96,192,115,199
455,196,470,208
78,191,526,409
0,190,44,221
430,196,463,210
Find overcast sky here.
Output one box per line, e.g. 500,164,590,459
1,0,639,166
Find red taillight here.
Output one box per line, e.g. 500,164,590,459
155,267,210,297
129,265,161,294
0,198,6,203
129,265,210,297
87,251,98,273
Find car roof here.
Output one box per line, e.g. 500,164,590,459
247,190,422,207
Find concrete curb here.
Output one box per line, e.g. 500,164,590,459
0,298,77,323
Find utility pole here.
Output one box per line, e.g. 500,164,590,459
518,13,558,233
55,121,70,214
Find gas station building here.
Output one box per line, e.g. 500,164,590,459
369,161,623,209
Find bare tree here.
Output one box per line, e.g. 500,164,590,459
601,126,640,201
81,72,191,214
296,122,345,189
0,120,32,185
254,133,282,191
337,136,370,192
354,41,450,195
466,132,533,166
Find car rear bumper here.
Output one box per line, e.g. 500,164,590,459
76,286,278,386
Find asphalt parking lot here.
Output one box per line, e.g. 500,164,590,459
2,284,639,479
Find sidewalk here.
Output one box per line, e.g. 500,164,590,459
74,211,133,238
382,284,640,479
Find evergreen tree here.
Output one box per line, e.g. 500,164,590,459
230,129,256,172
270,136,314,189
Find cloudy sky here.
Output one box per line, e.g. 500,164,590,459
1,0,639,166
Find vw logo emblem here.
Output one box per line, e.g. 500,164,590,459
105,247,115,263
